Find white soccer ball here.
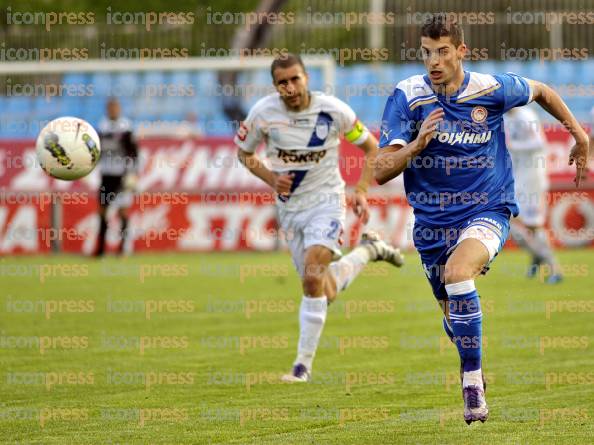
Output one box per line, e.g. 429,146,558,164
36,116,101,180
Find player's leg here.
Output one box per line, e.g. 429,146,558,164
510,150,544,272
444,237,489,423
115,186,134,255
509,221,546,272
291,238,402,376
327,231,404,301
95,175,113,257
525,225,562,283
282,244,332,382
282,201,346,381
530,153,562,282
117,207,130,254
512,151,561,282
280,208,318,382
444,214,511,424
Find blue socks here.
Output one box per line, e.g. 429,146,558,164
442,316,454,341
445,280,482,372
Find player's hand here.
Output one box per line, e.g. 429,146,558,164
123,173,138,191
568,137,589,187
273,173,293,196
353,190,370,224
415,108,444,151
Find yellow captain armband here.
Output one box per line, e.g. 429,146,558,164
344,119,368,145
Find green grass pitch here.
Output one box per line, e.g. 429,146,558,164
1,249,593,444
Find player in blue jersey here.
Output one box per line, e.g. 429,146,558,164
375,14,589,424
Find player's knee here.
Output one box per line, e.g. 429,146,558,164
302,266,324,296
443,262,474,285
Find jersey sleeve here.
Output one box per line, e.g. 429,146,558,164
379,88,414,148
234,107,264,153
334,98,369,145
496,73,533,113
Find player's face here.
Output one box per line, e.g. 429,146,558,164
107,101,121,120
273,64,309,111
420,36,466,85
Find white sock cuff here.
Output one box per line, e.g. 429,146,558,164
445,279,476,296
302,295,328,312
463,369,483,388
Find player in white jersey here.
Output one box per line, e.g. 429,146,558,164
504,106,562,283
235,54,404,382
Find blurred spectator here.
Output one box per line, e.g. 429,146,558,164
137,112,203,139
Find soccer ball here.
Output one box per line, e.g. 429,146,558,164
36,116,101,180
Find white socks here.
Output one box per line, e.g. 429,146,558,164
463,369,483,388
294,247,373,371
295,295,328,371
328,246,371,292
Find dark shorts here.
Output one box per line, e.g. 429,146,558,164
98,175,124,208
413,209,512,300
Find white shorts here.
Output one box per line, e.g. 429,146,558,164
278,197,346,277
445,212,510,264
511,150,548,227
456,224,501,262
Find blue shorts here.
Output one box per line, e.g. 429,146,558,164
413,209,511,301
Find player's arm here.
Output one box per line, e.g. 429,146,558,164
340,105,377,223
528,79,589,186
375,108,444,185
353,133,378,193
349,132,378,224
237,149,292,195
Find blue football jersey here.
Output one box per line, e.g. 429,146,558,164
379,71,533,227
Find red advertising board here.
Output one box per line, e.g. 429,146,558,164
0,130,592,255
0,190,591,255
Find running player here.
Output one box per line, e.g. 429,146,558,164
375,14,589,423
235,53,404,383
504,106,562,283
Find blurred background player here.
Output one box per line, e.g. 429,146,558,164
235,54,404,383
504,106,563,283
94,98,139,256
591,105,594,152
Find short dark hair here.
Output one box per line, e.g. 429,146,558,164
270,53,305,80
420,13,464,47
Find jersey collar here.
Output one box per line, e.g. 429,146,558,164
423,70,470,100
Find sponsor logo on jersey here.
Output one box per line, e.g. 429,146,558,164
276,148,327,164
433,130,492,145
